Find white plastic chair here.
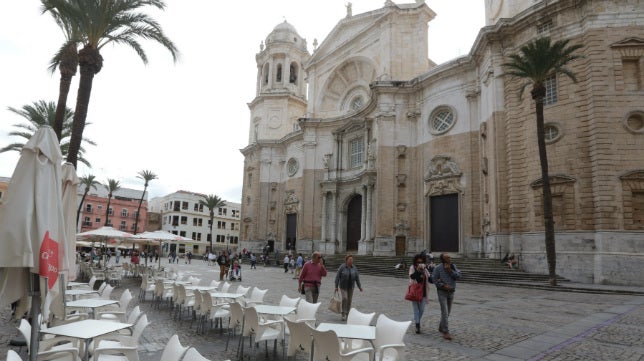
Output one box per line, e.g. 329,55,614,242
235,285,251,298
220,282,231,293
285,319,313,359
159,335,189,361
91,314,150,356
8,347,81,361
373,314,411,361
139,277,155,301
278,295,300,308
17,319,81,359
343,308,376,351
347,308,376,326
182,347,211,361
311,328,373,361
208,280,220,289
245,307,284,360
245,287,268,307
98,289,133,322
284,300,321,328
225,302,244,352
99,284,115,300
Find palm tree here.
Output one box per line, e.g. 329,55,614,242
199,195,226,252
133,170,157,235
41,0,82,141
1,100,95,167
76,174,100,227
104,178,121,227
503,37,582,286
45,0,178,168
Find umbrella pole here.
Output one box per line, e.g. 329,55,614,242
29,274,41,361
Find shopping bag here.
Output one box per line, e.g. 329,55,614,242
328,290,342,314
404,282,424,302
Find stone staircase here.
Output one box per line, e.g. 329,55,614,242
321,254,642,295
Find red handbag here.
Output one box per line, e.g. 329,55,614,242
405,282,424,302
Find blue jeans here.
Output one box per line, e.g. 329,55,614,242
437,289,454,333
411,298,426,324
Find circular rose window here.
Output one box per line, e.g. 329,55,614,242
429,106,456,135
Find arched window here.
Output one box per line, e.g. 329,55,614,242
289,62,298,83
276,64,283,82
263,63,269,85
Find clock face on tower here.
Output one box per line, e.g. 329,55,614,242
287,158,298,176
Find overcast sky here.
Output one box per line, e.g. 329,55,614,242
0,0,485,202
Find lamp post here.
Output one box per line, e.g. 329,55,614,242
226,233,230,252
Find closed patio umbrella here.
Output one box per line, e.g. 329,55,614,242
0,126,68,361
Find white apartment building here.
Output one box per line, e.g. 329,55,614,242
148,190,241,255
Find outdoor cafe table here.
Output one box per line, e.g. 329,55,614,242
66,299,119,318
67,281,87,289
184,285,217,291
255,305,295,316
317,323,376,357
209,292,245,300
41,319,132,361
65,289,98,301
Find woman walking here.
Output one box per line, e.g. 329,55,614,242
409,253,432,334
334,254,364,321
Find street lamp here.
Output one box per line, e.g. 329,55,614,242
226,233,230,252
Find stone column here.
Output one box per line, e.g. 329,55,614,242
361,185,367,241
330,191,337,243
365,184,373,241
321,191,327,242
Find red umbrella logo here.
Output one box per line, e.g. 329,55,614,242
39,231,59,290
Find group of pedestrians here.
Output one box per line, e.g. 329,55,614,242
408,252,461,340
293,248,459,340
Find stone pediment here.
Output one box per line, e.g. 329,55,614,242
530,174,576,188
334,120,364,135
308,10,388,67
610,37,644,48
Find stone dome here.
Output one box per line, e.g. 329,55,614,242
265,20,307,50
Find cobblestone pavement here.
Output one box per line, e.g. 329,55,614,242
2,258,643,361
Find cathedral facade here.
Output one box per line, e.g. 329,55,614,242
240,0,644,286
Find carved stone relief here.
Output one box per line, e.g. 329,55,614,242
424,155,463,196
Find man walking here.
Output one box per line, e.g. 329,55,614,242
432,253,461,340
298,252,327,303
217,251,229,281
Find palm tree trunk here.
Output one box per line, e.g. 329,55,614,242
133,185,147,235
53,73,73,141
209,211,214,252
53,43,78,141
76,189,89,227
533,89,557,286
105,197,112,227
67,46,101,167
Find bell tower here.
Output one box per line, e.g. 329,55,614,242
248,21,310,143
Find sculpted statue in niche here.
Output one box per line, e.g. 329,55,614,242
323,153,332,169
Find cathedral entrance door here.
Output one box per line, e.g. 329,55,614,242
346,195,362,251
286,213,297,251
430,194,459,252
395,236,406,256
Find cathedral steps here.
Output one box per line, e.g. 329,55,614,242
321,254,643,295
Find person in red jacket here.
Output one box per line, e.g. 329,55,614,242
298,252,327,303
